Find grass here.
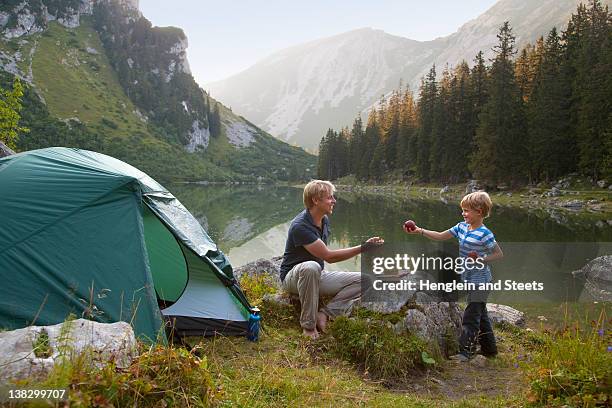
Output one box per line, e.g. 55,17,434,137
522,309,611,407
17,305,608,407
30,18,150,137
17,342,217,407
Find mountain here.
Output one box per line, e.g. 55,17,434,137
207,0,602,152
0,0,315,182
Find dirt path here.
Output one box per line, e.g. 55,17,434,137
386,329,529,401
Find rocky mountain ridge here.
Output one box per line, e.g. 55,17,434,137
208,0,607,151
0,0,315,182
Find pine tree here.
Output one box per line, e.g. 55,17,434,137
416,66,437,181
396,89,417,173
527,27,573,181
572,0,611,178
369,140,386,181
209,103,221,138
446,61,474,182
317,129,332,179
360,110,380,180
471,22,528,185
383,90,401,170
348,115,364,175
429,66,451,180
515,38,544,102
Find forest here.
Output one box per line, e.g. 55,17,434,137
318,1,611,186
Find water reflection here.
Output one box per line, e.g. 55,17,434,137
169,185,612,266
168,184,611,326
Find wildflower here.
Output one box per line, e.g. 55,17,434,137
597,329,604,337
514,362,519,368
607,346,612,353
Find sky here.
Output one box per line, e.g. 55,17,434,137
139,0,498,85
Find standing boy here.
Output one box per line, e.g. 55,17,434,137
404,191,504,360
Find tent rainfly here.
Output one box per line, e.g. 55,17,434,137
0,147,254,340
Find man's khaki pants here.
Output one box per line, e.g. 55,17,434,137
281,260,362,330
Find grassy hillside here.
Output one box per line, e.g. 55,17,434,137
32,18,150,136
0,14,315,183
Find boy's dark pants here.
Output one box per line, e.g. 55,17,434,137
459,291,497,357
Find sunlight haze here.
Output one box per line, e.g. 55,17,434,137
139,0,498,85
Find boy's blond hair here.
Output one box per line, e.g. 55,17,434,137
461,191,493,218
303,180,335,208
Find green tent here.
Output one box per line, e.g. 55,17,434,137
0,147,253,340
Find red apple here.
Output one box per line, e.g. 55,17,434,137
403,220,417,232
467,251,479,260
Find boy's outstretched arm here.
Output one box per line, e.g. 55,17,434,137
484,243,504,263
404,224,453,241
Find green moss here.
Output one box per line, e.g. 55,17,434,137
32,329,52,358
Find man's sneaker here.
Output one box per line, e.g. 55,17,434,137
449,353,470,362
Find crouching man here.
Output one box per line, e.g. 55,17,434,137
279,180,383,339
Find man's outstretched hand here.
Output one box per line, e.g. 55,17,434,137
361,236,384,253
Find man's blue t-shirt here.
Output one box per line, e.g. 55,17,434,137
280,209,330,281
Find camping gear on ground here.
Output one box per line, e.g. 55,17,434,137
0,147,254,341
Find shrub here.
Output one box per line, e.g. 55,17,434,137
35,343,218,407
525,315,611,407
238,272,277,304
324,316,432,382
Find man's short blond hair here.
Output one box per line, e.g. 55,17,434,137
461,191,493,218
303,180,335,208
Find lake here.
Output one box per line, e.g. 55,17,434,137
170,184,611,326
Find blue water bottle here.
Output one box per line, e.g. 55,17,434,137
247,307,261,342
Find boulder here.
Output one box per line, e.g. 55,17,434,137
549,186,561,197
234,256,283,291
560,199,584,209
572,255,612,302
465,180,481,194
596,180,607,188
0,141,15,157
394,292,462,351
0,319,137,383
486,303,525,327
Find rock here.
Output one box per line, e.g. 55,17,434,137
596,180,607,188
549,186,561,197
0,319,137,383
234,256,283,290
394,292,462,352
440,185,450,194
560,199,584,209
465,180,481,194
361,277,415,314
572,255,612,302
469,354,488,367
486,303,525,327
262,292,292,306
0,141,15,157
555,179,570,189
